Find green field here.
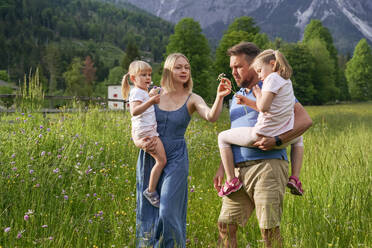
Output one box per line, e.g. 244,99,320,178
0,103,371,247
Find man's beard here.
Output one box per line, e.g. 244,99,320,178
238,79,251,89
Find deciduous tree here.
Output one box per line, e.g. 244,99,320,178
345,39,372,101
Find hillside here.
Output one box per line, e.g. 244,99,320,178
0,0,174,84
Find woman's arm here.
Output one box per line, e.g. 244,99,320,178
253,102,313,150
192,80,231,122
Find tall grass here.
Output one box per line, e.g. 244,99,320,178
0,103,371,247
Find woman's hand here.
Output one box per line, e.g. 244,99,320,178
217,77,231,98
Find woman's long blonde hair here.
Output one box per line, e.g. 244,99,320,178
252,49,292,80
160,53,193,93
121,60,152,99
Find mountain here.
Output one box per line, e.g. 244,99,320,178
120,0,372,54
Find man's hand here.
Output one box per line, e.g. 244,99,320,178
253,134,276,150
213,163,225,192
133,136,158,153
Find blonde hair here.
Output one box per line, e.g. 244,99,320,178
252,49,292,80
121,60,152,99
160,53,193,93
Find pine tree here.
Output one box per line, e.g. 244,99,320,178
166,18,213,100
214,17,269,83
122,39,140,70
345,39,372,101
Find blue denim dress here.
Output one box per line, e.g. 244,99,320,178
136,96,191,248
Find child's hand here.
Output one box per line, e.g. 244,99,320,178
149,86,161,97
217,77,232,97
149,94,160,104
252,85,261,98
235,94,250,105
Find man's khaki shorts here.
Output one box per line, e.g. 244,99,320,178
218,159,288,229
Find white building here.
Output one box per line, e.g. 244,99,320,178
107,85,132,110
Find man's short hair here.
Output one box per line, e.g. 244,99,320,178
227,42,261,63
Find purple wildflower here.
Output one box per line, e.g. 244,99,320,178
4,227,11,233
24,215,29,221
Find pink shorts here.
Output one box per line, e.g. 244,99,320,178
132,125,159,141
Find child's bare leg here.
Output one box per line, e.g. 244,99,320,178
147,136,167,193
219,147,236,182
288,137,304,195
290,144,303,181
218,127,257,182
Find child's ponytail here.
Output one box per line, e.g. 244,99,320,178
273,50,292,80
121,73,131,100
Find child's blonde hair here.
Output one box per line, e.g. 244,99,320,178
160,53,193,93
252,49,292,80
121,60,152,99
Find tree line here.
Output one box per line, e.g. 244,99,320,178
1,0,371,105
167,17,372,105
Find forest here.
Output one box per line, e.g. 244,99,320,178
0,0,371,105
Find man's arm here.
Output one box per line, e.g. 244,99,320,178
253,102,312,150
213,161,225,192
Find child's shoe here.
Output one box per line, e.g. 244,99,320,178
143,188,160,208
218,177,243,197
287,176,304,196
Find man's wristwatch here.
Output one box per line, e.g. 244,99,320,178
274,136,282,146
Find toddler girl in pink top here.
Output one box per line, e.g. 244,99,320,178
217,49,304,197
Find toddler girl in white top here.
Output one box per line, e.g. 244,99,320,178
122,60,166,208
217,49,304,197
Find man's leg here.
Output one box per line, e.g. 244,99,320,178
260,227,283,248
253,159,288,248
218,222,238,248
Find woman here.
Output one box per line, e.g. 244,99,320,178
135,53,231,247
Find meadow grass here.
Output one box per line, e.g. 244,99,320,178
0,102,371,247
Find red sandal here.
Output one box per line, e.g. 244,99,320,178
287,176,304,196
218,177,243,197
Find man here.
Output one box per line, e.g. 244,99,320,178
214,42,312,248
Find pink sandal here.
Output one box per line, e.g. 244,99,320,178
287,176,304,196
218,177,243,197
